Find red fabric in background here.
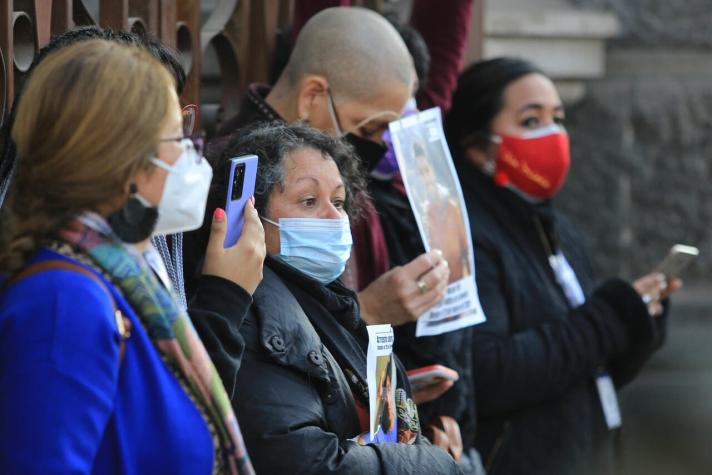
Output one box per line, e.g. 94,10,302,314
291,0,351,45
350,198,391,291
411,0,474,113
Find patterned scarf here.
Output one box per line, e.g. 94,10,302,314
60,218,254,475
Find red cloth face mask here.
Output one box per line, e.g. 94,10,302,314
493,124,570,200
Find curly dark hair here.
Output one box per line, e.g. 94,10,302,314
210,122,368,221
182,122,367,293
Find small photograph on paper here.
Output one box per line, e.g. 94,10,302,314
363,324,397,444
402,138,471,283
371,354,396,440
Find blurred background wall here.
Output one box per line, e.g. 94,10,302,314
478,1,712,473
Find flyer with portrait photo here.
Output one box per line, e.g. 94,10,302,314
363,324,397,443
388,107,486,337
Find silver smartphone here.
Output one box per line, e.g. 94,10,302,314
654,244,699,278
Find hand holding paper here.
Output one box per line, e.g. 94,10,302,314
388,107,487,336
358,250,449,326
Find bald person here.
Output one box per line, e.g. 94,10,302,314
200,7,450,330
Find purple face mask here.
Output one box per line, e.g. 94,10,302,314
371,97,419,181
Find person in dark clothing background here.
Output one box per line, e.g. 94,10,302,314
195,122,462,475
444,56,681,475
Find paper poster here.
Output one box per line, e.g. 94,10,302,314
388,107,486,337
364,324,397,443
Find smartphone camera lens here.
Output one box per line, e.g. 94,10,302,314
232,164,245,201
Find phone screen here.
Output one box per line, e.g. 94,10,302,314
655,244,699,278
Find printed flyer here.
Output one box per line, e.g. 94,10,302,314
389,107,486,337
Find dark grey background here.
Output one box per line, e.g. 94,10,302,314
561,2,712,473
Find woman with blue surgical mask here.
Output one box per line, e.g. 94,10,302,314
194,123,462,475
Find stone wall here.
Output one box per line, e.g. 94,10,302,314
526,6,712,474
575,0,712,47
556,0,712,284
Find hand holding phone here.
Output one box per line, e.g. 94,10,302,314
406,364,459,392
654,244,699,279
224,155,258,248
633,244,695,316
203,154,265,295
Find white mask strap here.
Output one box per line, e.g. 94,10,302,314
260,216,280,228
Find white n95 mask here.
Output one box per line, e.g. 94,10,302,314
151,138,213,235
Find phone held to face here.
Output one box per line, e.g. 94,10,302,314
224,155,258,248
406,364,459,392
655,244,699,279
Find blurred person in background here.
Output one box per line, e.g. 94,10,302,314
444,56,681,475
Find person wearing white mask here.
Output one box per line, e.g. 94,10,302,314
194,122,462,474
0,40,257,474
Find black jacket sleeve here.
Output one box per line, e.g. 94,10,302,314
472,245,655,417
188,274,252,399
235,319,462,475
608,299,669,388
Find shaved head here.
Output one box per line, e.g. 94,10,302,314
281,7,414,101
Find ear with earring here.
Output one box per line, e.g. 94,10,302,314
106,183,159,243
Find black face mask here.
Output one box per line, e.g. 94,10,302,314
345,133,388,173
107,185,159,244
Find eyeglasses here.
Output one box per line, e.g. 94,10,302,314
158,135,205,164
327,88,345,136
327,87,400,138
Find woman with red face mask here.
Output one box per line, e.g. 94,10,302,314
445,57,681,475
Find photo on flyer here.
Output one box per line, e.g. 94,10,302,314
364,324,397,444
388,107,487,337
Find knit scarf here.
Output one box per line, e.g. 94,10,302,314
60,218,254,475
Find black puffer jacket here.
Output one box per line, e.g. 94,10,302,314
200,257,461,475
458,164,667,475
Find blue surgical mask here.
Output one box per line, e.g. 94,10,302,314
262,217,353,284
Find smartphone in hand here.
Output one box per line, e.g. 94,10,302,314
224,155,258,248
655,244,699,279
406,364,459,392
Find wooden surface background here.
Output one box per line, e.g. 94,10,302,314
0,1,484,136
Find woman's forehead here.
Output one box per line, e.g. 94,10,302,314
284,148,337,174
503,73,561,110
